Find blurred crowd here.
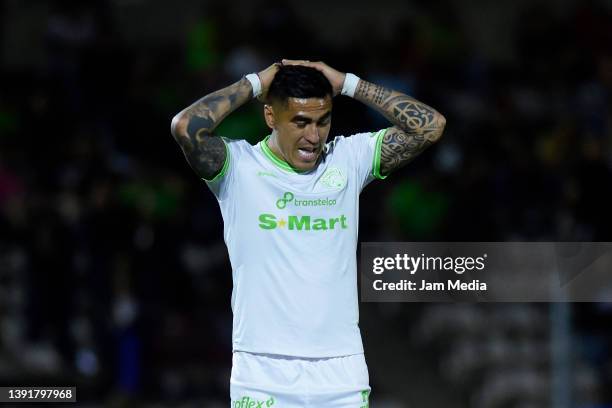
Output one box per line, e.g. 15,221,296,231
0,0,611,406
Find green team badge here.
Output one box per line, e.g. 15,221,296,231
319,167,346,189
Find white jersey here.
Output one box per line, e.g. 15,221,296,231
206,129,388,357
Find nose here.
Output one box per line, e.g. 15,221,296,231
303,124,320,144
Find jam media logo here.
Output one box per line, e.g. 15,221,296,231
276,192,294,209
232,395,275,408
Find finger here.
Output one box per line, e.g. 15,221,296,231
283,61,321,71
281,59,311,66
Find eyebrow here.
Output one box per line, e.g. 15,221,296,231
291,111,332,124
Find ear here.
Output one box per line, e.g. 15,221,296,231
264,104,275,130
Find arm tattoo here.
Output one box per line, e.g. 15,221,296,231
373,86,391,105
354,80,446,176
171,78,252,179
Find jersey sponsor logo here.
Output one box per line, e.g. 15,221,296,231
232,395,275,408
259,213,348,231
276,192,294,209
319,167,347,189
276,192,337,209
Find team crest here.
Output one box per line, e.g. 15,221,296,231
319,167,346,189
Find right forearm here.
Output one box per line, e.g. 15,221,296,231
172,77,252,142
171,77,253,178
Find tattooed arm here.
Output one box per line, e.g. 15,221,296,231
170,79,251,179
171,63,280,179
280,60,446,177
353,80,446,176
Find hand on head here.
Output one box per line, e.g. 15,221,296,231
280,59,346,96
256,62,282,102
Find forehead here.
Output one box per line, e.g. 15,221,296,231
282,96,332,116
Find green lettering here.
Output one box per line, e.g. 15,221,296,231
340,214,348,228
288,215,310,230
361,390,370,407
258,213,277,229
312,218,328,230
329,218,339,229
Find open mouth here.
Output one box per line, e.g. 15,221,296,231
297,146,319,162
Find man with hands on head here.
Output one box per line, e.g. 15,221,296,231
171,59,445,407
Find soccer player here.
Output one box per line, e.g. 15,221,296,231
171,59,445,407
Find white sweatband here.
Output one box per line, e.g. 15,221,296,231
341,73,360,97
245,73,262,98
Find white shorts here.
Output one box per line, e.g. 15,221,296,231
230,351,371,407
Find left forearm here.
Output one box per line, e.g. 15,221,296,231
353,79,446,175
353,79,445,142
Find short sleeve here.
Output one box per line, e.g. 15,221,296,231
204,137,249,201
335,128,390,191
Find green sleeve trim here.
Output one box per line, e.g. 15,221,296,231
202,138,230,182
371,128,389,180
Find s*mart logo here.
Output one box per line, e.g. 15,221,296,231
258,213,348,231
275,192,337,210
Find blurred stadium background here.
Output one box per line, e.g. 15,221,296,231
1,0,611,406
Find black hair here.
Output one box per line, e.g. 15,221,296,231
267,65,333,104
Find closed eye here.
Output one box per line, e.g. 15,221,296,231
317,112,331,126
291,111,331,129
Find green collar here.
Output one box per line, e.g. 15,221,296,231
260,135,305,174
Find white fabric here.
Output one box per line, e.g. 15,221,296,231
341,73,360,98
245,73,262,98
206,130,386,357
230,351,370,407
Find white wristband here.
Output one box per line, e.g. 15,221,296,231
341,73,360,97
245,73,262,98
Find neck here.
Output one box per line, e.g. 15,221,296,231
268,130,289,164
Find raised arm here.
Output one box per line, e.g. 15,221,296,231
280,59,446,177
171,79,251,179
353,80,446,176
171,64,279,179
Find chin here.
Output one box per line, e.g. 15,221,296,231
294,154,322,170
294,161,317,171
